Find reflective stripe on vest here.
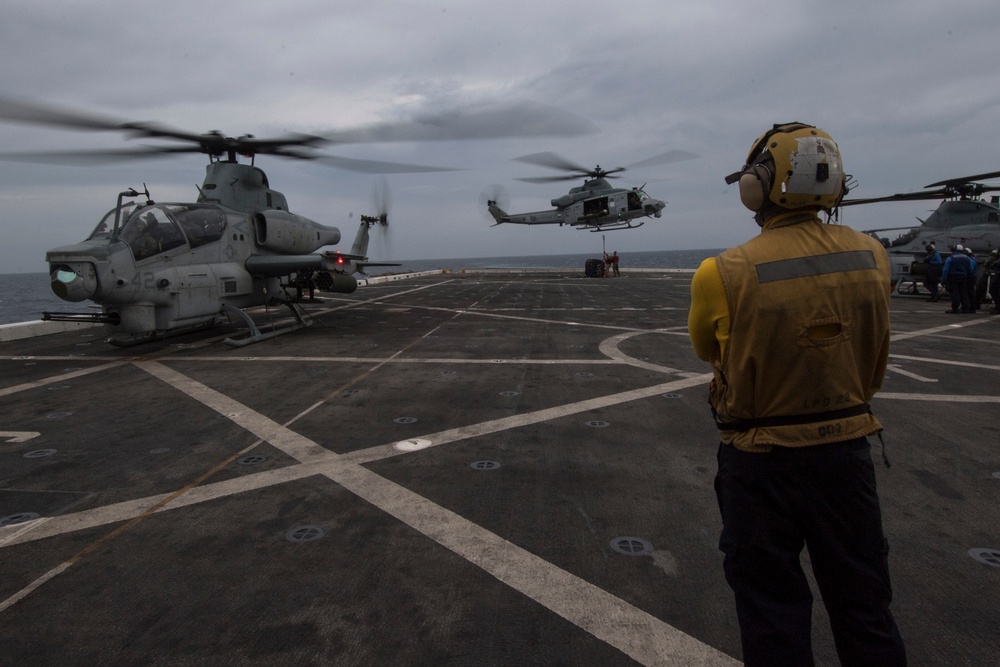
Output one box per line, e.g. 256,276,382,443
755,250,877,284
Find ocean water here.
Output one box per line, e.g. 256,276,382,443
0,249,720,326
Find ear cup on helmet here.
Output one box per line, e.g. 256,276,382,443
738,165,771,211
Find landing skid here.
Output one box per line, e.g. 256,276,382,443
105,319,217,347
583,220,645,232
222,300,314,347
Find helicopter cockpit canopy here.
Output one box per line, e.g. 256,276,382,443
88,203,229,261
627,189,655,211
122,207,186,260
88,201,139,240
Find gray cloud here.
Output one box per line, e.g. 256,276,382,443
1,0,999,273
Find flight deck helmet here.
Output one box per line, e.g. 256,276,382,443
725,123,847,215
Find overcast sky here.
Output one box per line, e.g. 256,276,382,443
2,0,999,273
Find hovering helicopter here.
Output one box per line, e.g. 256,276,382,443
841,170,1000,294
0,95,594,346
484,150,697,232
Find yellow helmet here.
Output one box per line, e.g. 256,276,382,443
726,123,847,213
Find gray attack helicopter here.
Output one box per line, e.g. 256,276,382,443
0,96,595,346
484,150,697,232
841,170,1000,294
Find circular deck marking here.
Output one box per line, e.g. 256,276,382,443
238,455,268,466
469,460,501,471
610,537,654,556
968,548,1000,568
586,420,610,428
394,417,418,424
285,525,326,543
23,449,56,459
394,438,432,452
1,512,40,526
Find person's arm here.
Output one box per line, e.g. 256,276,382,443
688,257,729,362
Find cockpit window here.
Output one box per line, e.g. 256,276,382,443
121,206,186,260
170,205,227,248
89,202,139,240
627,190,643,211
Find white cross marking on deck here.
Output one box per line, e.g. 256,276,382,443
0,359,734,665
0,431,40,443
885,364,938,383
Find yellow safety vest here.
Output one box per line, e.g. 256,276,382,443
710,212,891,452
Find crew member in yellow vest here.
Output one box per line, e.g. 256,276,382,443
688,123,906,666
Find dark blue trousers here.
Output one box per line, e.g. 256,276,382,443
715,438,906,666
948,275,971,312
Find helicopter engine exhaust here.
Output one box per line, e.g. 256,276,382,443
314,270,358,293
252,210,341,254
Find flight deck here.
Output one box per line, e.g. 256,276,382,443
1,269,998,665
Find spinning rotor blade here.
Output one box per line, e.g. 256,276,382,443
926,170,1000,188
843,169,1000,206
0,94,134,132
0,145,206,164
0,95,592,173
625,149,699,169
513,148,697,183
514,151,593,173
516,174,591,184
321,100,597,144
313,154,457,174
478,184,510,220
371,177,392,225
841,190,949,206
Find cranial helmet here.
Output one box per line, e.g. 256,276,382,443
725,122,847,214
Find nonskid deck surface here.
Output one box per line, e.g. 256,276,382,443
1,271,997,665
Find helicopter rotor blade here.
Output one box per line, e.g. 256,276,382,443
0,145,206,165
372,176,392,225
478,184,510,220
0,95,595,169
312,154,458,174
841,190,949,206
625,149,700,169
925,170,1000,188
515,174,587,184
512,151,592,174
321,100,597,145
0,94,136,132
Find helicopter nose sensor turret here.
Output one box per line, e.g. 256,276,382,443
50,262,98,302
646,199,666,218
